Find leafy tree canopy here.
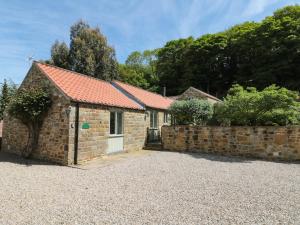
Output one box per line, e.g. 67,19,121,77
48,20,118,81
214,84,300,126
0,79,17,120
156,5,300,97
118,49,160,92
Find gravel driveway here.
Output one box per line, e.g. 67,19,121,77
0,151,299,225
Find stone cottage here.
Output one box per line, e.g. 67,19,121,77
1,62,173,165
170,87,221,104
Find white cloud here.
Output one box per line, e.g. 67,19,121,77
242,0,279,17
178,0,228,38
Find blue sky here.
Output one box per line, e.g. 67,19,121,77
0,0,299,84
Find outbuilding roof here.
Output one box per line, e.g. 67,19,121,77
113,81,174,110
35,62,144,110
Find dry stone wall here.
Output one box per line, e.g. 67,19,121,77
162,125,300,160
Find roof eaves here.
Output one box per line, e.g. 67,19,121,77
34,62,72,101
112,80,173,110
111,81,146,109
188,87,222,102
70,99,144,111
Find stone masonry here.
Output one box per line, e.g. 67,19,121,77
1,64,168,165
2,64,71,164
162,125,300,161
68,104,148,164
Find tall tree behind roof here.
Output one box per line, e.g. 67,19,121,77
48,20,118,81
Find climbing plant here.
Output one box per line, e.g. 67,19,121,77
8,87,52,158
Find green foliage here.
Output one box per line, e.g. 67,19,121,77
156,5,300,97
49,20,118,81
214,84,300,126
9,87,52,124
156,37,194,96
8,87,52,157
50,41,69,69
0,79,17,120
169,99,213,125
118,49,160,92
117,64,149,89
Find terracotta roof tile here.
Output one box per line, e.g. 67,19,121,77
35,62,143,110
113,81,174,110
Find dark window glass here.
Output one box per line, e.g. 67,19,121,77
117,112,123,134
110,112,115,134
110,111,123,135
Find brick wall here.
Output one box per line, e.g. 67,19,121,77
162,125,300,160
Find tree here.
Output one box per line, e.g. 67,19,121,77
118,64,149,89
169,99,213,125
49,20,118,81
155,5,300,97
118,49,160,92
214,84,300,126
0,79,17,120
157,37,194,96
50,41,69,69
8,87,52,158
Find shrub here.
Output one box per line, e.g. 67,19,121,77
168,99,213,125
214,84,300,126
8,87,52,158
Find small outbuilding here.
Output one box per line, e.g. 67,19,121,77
1,62,173,165
170,87,221,104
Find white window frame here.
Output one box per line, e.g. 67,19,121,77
109,111,124,136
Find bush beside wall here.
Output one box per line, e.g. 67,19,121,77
162,125,300,161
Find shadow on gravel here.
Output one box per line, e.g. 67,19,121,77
186,152,251,163
0,151,58,167
184,151,300,164
154,149,300,164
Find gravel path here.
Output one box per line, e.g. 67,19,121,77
0,151,299,225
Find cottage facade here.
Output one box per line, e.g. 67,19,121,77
1,62,173,165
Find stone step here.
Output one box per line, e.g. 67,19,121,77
144,143,163,150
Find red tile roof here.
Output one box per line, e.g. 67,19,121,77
35,62,143,110
113,81,174,110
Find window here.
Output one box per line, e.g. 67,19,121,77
110,111,123,135
150,111,158,128
164,112,169,124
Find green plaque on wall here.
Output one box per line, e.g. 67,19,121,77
82,123,90,129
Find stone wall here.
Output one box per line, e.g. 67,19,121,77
1,64,168,165
162,125,300,160
176,87,220,104
1,65,71,164
68,104,147,164
124,110,147,152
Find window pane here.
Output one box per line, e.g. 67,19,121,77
154,112,158,128
117,112,123,134
150,111,153,128
164,112,168,123
110,112,115,134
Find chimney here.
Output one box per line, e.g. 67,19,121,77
163,86,166,97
